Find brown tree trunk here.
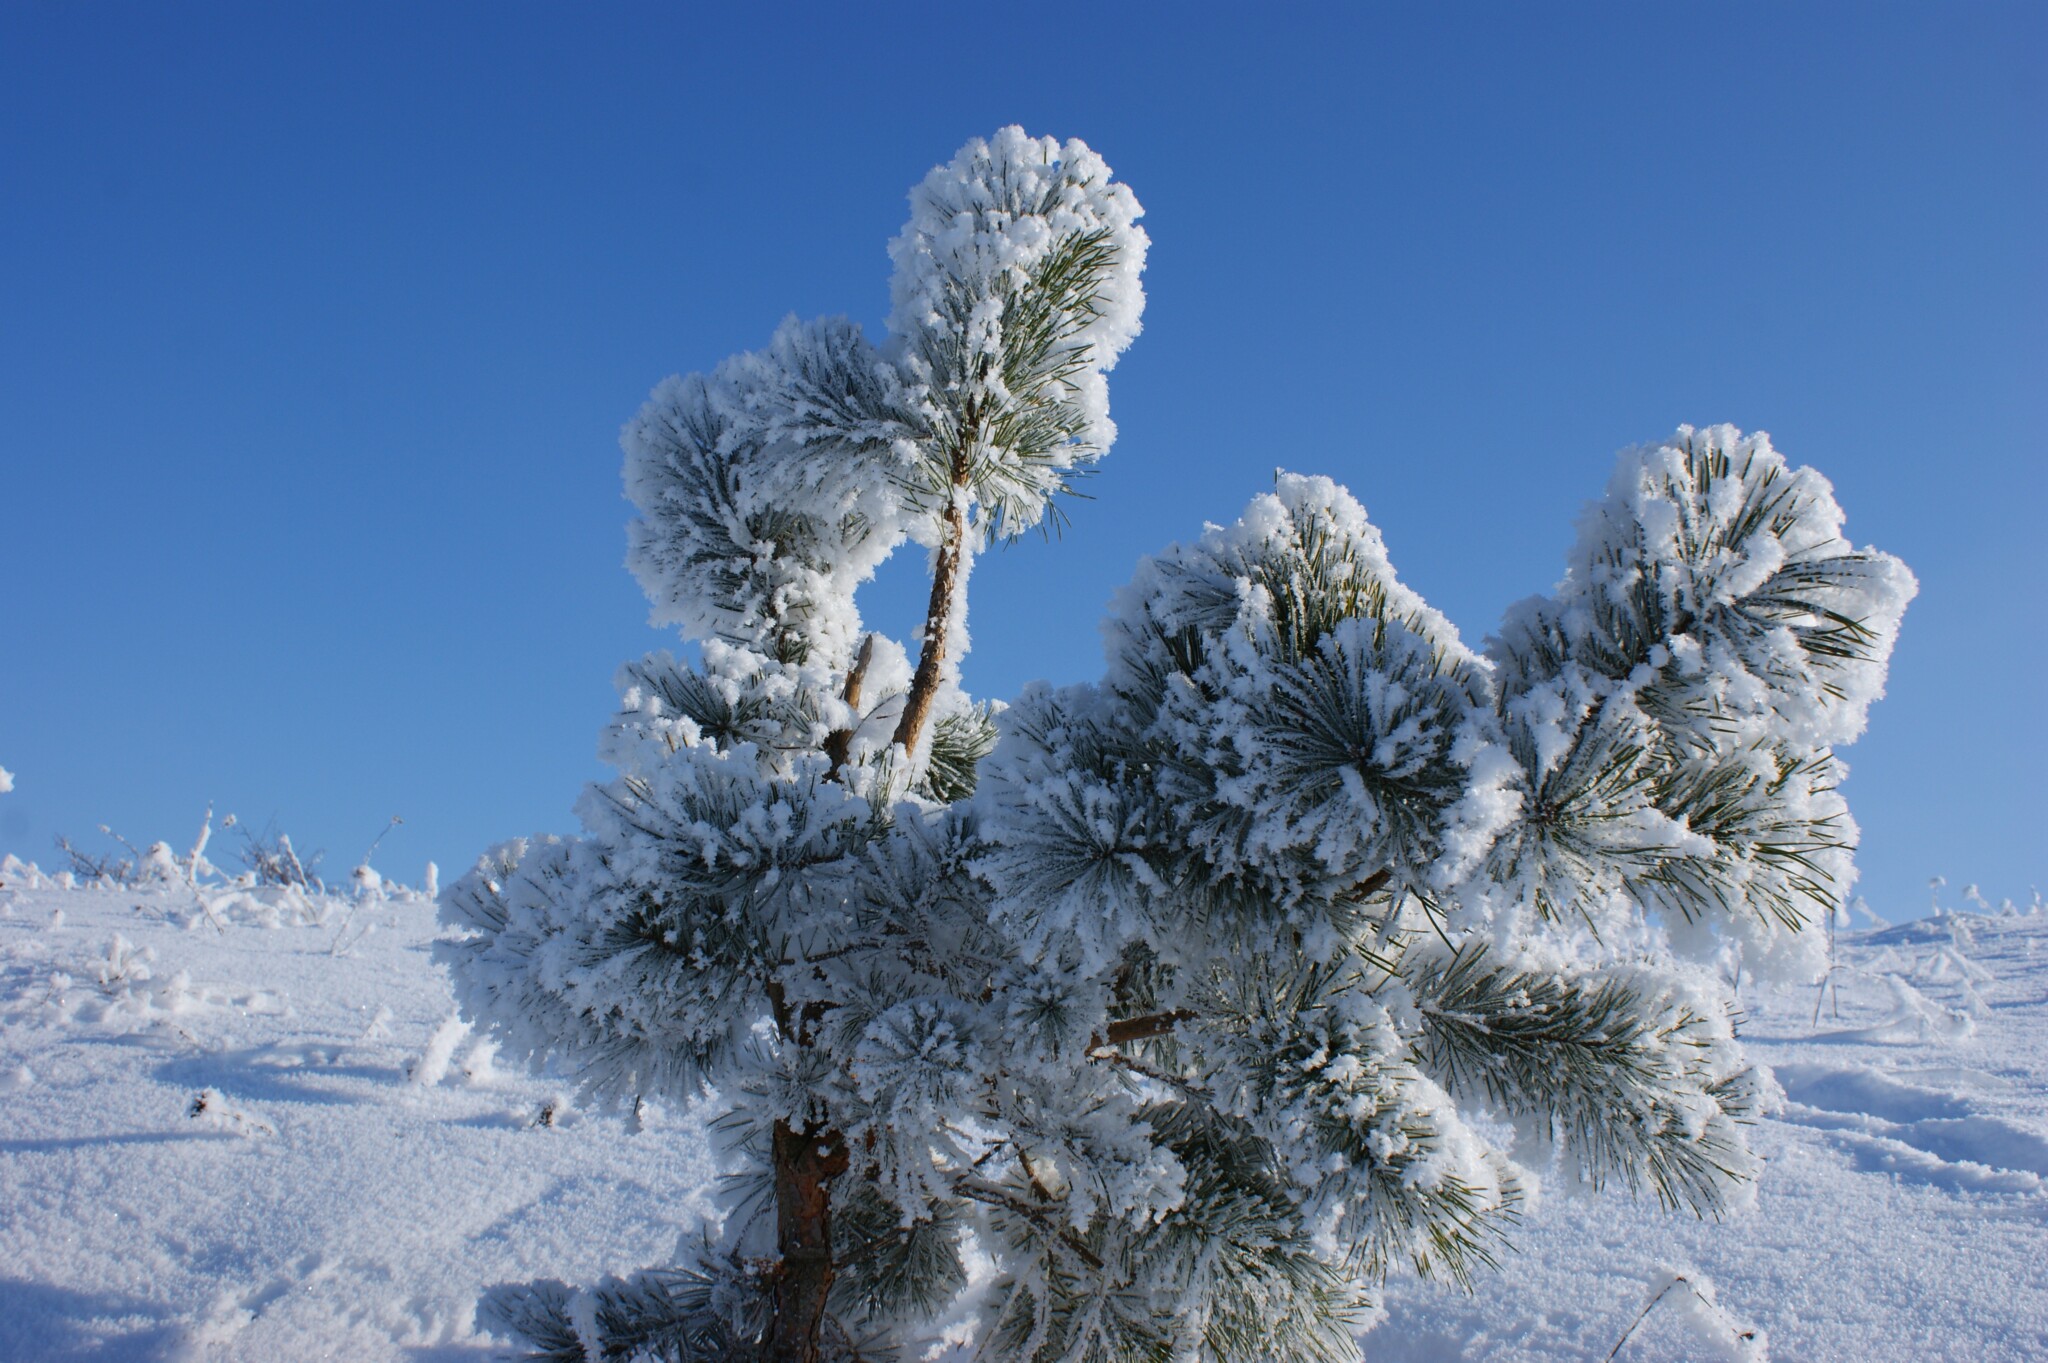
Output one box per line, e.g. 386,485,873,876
772,431,974,1358
891,495,968,759
769,1118,850,1362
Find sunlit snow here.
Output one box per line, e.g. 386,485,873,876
0,860,2040,1360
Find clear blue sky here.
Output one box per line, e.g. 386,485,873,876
2,3,2041,918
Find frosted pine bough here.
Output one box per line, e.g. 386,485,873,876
438,129,1915,1363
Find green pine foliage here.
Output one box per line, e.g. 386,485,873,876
441,131,1913,1363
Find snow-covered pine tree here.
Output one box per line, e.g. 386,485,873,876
439,130,1915,1363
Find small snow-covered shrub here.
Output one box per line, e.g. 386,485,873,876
233,820,325,890
1606,1269,1768,1362
91,934,155,992
54,832,135,886
31,809,428,941
440,130,1913,1362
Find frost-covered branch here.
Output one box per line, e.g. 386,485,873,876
1407,946,1766,1215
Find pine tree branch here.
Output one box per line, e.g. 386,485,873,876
1408,947,1759,1215
1085,1047,1213,1103
1090,870,1397,1050
950,1176,1107,1272
1095,1009,1198,1047
1341,868,1394,903
823,633,876,776
892,427,975,759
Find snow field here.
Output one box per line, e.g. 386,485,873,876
1,870,2044,1360
0,874,717,1362
1373,908,2048,1361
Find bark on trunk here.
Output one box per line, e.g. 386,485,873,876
772,432,974,1357
891,494,968,758
770,1118,849,1362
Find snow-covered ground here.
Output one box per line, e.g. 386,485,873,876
1,865,2042,1361
1373,909,2048,1362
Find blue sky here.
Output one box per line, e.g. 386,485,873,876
2,3,2041,918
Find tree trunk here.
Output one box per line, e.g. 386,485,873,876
773,435,973,1358
770,1118,849,1362
892,494,968,758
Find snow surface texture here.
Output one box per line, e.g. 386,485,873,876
1,869,2042,1360
0,869,717,1362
